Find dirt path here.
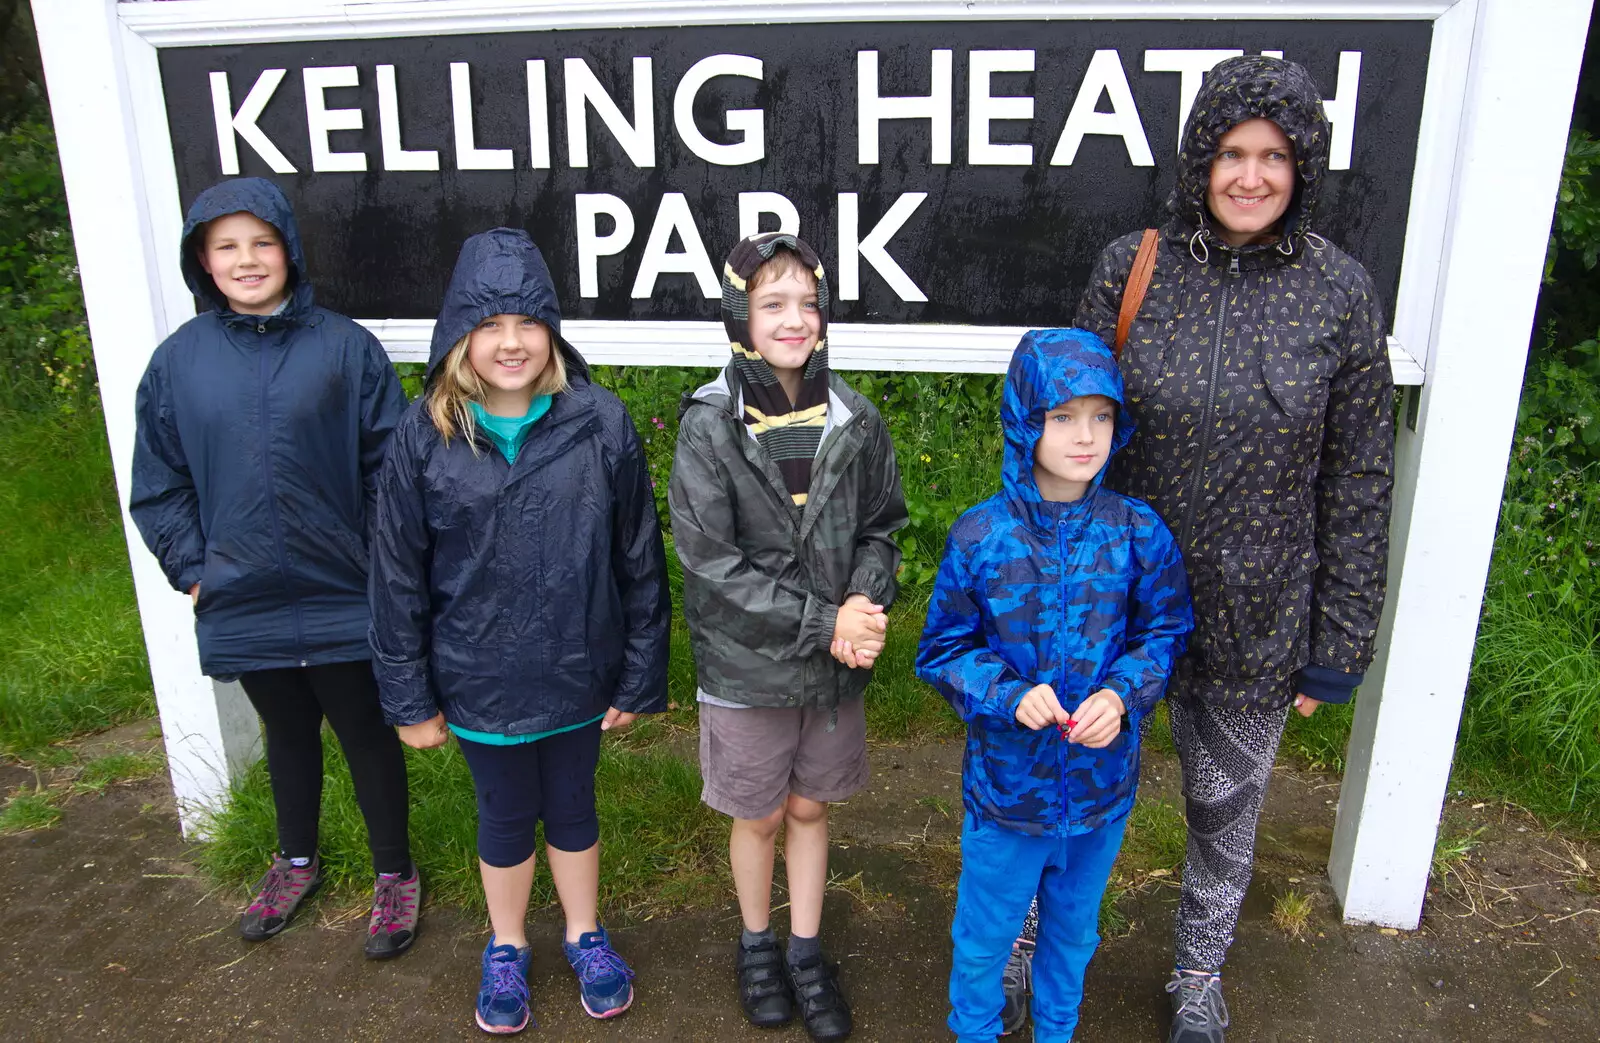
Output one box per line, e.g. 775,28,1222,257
2,728,1597,1041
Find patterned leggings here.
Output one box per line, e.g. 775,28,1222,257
1167,695,1289,972
1015,696,1289,974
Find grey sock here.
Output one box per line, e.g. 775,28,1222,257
788,932,821,962
741,927,776,949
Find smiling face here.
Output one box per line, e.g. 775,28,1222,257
466,313,552,415
1033,393,1116,503
746,263,822,400
197,211,290,315
1207,118,1297,246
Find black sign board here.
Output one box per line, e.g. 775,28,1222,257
159,20,1431,327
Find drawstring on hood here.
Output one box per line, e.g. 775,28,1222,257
179,177,312,322
426,227,590,384
1167,55,1331,264
1001,329,1135,528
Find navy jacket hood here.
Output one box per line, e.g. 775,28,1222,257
180,177,312,319
428,228,590,382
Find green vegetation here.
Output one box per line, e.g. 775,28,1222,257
197,729,728,918
0,405,154,754
73,749,165,794
0,787,61,834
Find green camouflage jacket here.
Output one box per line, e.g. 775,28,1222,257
669,366,908,711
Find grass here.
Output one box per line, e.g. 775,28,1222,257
74,750,166,794
0,404,154,754
1271,889,1314,938
197,729,729,920
1431,825,1486,880
0,788,62,834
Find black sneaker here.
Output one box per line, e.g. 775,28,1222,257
735,935,793,1027
1000,944,1032,1035
787,951,852,1042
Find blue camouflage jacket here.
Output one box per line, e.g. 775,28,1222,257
915,329,1193,836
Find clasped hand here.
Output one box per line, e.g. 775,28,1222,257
830,594,887,669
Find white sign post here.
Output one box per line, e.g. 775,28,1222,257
31,0,1592,927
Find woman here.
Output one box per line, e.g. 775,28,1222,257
1007,55,1395,1043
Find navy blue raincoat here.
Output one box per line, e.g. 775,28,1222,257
130,177,407,677
916,330,1193,836
368,228,670,734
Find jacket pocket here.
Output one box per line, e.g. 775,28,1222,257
1209,543,1318,680
1259,329,1335,419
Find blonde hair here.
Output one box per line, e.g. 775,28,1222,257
747,246,816,293
426,327,569,446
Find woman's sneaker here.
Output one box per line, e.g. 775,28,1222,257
736,933,794,1027
364,865,421,959
1000,943,1033,1035
1167,970,1229,1043
476,938,533,1034
786,950,853,1041
238,853,321,941
562,927,635,1019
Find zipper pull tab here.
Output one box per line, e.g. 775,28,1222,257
1229,253,1241,276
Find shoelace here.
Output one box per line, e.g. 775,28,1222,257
570,944,634,986
1165,975,1229,1028
486,954,531,1004
250,865,293,914
370,875,408,931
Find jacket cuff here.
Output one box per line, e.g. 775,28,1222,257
846,563,893,607
174,563,204,593
372,653,439,726
799,596,837,658
1294,664,1363,705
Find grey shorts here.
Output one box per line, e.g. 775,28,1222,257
697,697,870,820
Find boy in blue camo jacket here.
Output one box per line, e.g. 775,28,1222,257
916,329,1193,1042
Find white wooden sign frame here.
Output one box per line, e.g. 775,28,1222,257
32,0,1592,930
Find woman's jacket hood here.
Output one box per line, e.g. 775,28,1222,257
180,177,313,320
427,228,589,383
1002,328,1135,524
1167,55,1331,251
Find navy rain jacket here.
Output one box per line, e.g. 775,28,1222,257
368,228,671,734
916,330,1193,836
129,177,407,677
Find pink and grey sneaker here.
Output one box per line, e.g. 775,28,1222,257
238,853,322,941
364,864,422,959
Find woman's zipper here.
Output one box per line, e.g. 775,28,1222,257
1178,251,1241,551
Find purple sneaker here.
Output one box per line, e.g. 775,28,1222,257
238,853,321,941
364,865,421,959
563,927,635,1019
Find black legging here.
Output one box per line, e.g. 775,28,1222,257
238,660,411,875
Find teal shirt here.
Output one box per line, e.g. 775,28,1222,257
452,395,559,744
469,396,552,464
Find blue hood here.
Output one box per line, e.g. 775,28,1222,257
1001,329,1134,521
427,228,589,382
180,177,311,319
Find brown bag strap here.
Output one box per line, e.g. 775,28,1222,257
1114,228,1160,360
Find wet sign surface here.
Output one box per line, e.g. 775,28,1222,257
159,20,1430,326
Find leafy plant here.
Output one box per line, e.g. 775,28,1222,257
1545,129,1600,281
0,115,89,406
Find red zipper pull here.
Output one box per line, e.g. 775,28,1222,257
1058,717,1076,738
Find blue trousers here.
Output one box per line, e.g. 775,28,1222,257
949,813,1129,1043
